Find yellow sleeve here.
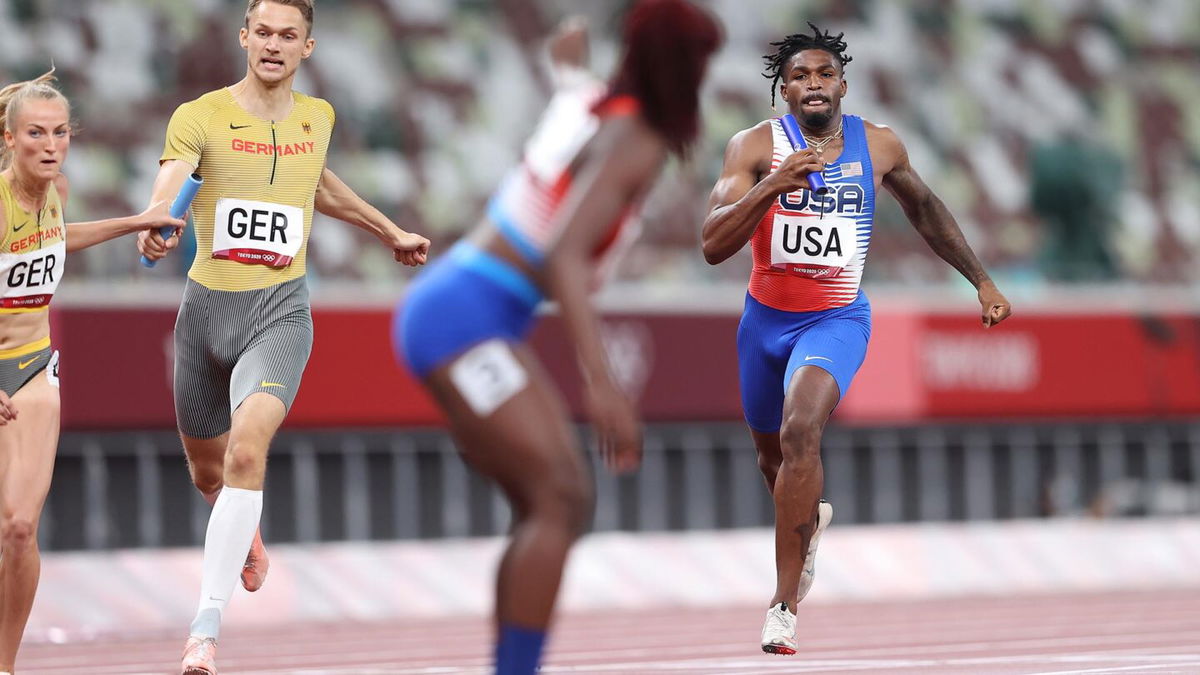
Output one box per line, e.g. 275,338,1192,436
319,98,335,129
160,101,209,166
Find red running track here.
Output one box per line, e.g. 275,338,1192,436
17,589,1200,674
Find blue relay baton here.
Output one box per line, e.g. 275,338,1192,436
141,172,202,268
778,114,829,195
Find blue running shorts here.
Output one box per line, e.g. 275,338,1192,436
394,241,543,378
737,291,872,433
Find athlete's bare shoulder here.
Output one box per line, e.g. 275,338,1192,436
722,119,776,176
602,109,667,169
735,119,776,150
861,118,904,175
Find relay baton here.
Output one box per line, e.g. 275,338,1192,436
140,172,202,268
778,114,829,195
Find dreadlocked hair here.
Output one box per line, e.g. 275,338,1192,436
761,22,852,108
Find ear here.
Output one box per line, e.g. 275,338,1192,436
3,129,13,151
301,37,315,59
239,27,249,50
839,78,848,97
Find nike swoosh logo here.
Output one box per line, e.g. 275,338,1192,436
12,221,28,232
18,356,40,370
260,381,285,388
804,356,833,363
230,123,252,130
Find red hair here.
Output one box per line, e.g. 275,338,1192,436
596,0,723,157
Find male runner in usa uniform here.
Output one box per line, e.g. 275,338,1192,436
702,24,1011,655
136,1,429,672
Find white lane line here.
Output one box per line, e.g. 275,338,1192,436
1025,662,1200,675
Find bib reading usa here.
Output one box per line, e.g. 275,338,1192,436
770,213,857,279
211,198,303,268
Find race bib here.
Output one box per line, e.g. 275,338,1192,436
770,213,857,279
211,198,304,268
449,339,528,418
46,350,59,388
0,240,64,310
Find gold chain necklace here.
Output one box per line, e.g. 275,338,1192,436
802,119,844,154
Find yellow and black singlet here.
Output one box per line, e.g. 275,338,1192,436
161,88,335,291
0,175,65,313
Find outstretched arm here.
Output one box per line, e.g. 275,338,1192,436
61,173,184,254
881,129,1011,327
136,159,194,262
314,168,429,266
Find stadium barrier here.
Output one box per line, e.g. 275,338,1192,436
44,421,1200,551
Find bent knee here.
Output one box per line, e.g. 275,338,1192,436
224,441,267,480
187,457,225,493
2,516,36,551
191,474,223,495
530,471,594,535
779,416,825,460
757,453,781,482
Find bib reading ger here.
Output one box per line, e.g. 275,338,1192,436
769,213,857,279
211,198,303,268
0,240,64,311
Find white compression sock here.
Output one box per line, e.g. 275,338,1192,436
189,487,263,640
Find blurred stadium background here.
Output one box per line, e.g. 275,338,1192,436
4,0,1200,672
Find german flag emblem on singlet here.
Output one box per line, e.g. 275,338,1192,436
159,88,335,291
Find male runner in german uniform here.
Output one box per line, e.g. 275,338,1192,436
137,1,429,672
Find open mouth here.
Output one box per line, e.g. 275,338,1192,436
802,95,830,109
260,57,285,71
